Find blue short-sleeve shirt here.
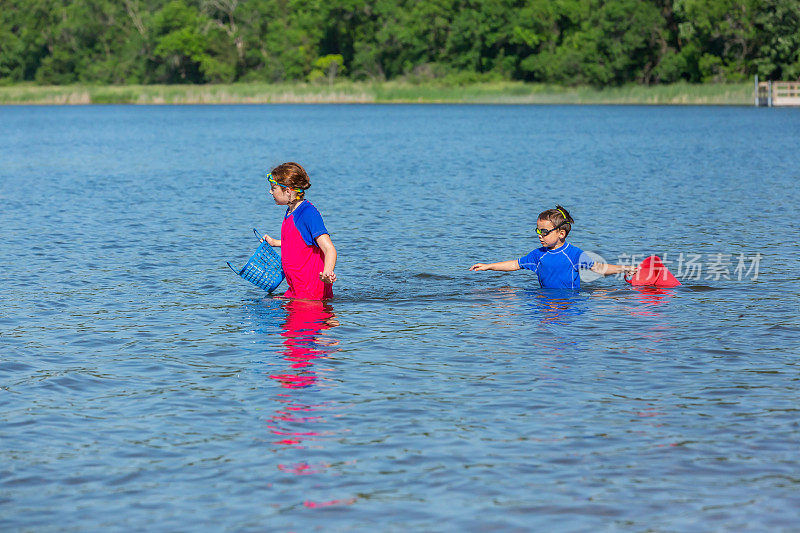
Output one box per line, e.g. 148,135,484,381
518,243,594,289
285,201,328,246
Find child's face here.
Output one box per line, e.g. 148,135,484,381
270,182,294,205
536,218,566,249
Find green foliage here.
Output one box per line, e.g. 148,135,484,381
151,1,209,82
0,0,797,86
752,0,800,79
309,54,346,83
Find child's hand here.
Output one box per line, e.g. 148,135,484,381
261,233,279,247
469,263,490,271
622,265,638,277
319,270,337,284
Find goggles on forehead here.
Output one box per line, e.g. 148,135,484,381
267,172,304,193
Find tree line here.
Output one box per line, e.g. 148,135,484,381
1,0,798,86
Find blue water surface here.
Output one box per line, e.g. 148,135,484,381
2,104,799,531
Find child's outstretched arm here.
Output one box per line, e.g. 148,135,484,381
469,260,520,272
316,234,337,284
260,233,280,247
590,262,637,276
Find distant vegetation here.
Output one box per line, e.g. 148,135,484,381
0,81,754,105
1,0,798,87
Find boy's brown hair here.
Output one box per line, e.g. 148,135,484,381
538,205,575,236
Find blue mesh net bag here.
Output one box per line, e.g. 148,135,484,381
227,228,284,293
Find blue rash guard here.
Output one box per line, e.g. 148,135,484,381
285,201,328,246
518,242,595,289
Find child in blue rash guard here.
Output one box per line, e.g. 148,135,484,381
469,205,636,289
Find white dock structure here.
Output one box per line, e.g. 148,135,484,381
755,75,800,107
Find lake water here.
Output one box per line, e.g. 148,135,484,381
2,104,799,530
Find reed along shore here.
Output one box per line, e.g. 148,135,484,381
0,81,753,106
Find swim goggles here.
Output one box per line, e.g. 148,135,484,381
536,221,569,237
267,172,304,193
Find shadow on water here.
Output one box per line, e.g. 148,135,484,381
682,284,725,292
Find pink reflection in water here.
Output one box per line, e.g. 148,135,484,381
267,299,340,450
629,286,676,316
269,373,317,388
264,300,355,505
278,462,328,475
270,299,339,389
267,398,347,449
304,498,357,508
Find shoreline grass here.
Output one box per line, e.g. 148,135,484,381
0,81,753,106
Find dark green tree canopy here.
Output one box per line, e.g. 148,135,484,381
1,0,798,86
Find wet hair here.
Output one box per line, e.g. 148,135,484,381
271,162,310,199
538,205,575,236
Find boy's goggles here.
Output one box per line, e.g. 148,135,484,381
536,221,568,236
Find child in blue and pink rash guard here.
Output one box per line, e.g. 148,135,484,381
469,205,636,289
260,162,337,300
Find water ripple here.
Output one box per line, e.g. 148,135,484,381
2,104,799,530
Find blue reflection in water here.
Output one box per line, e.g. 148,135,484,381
523,288,588,325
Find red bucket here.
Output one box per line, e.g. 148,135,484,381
625,255,681,288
